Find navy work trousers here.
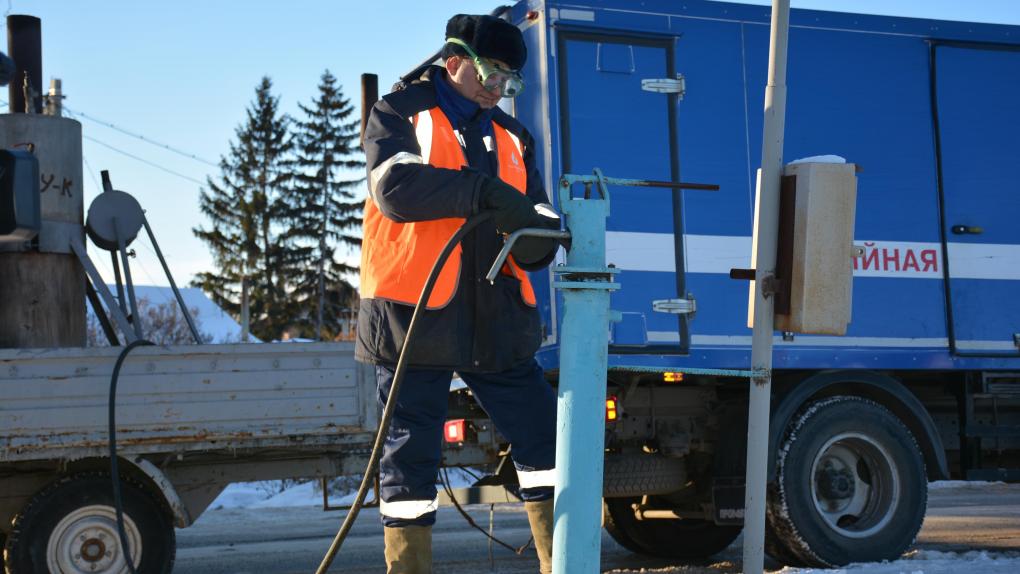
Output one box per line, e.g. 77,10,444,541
376,359,556,527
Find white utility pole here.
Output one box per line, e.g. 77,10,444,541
743,1,791,573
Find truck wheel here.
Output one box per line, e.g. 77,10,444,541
603,497,741,559
3,472,175,574
766,396,927,567
602,500,647,554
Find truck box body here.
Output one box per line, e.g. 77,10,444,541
507,0,1020,372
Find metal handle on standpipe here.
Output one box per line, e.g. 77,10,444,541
485,227,572,284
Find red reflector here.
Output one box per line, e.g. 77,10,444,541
444,419,466,443
606,396,618,422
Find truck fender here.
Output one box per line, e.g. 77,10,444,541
124,457,192,528
768,370,949,482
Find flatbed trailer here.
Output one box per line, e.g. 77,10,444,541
1,342,376,572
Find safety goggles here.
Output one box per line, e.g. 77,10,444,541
445,37,525,98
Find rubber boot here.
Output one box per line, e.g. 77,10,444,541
525,499,554,574
384,525,432,574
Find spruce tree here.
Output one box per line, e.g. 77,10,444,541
193,77,294,341
285,70,364,340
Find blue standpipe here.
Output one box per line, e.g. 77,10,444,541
489,169,714,572
551,170,619,574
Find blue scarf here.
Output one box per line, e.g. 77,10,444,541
434,69,495,138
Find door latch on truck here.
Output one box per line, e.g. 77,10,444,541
641,74,686,99
652,295,696,316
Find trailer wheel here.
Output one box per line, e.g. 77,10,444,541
3,471,175,574
603,497,741,559
766,396,927,567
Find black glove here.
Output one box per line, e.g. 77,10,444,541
511,204,563,270
480,177,539,234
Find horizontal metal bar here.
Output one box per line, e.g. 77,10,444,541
560,173,718,191
963,424,1020,438
635,508,709,520
603,177,719,191
552,281,621,290
485,228,572,283
438,486,520,506
965,469,1020,481
609,364,762,379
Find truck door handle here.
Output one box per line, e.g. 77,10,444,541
951,225,983,235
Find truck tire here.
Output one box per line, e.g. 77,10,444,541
766,396,927,567
603,497,742,559
3,471,176,574
603,454,687,498
602,500,649,554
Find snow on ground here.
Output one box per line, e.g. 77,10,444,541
773,550,1020,574
204,479,1020,573
212,478,1003,511
210,467,481,510
927,480,1006,490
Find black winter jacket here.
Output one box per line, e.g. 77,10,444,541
355,68,550,373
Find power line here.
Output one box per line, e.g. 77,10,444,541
82,154,103,194
83,135,206,186
0,99,209,188
63,105,218,167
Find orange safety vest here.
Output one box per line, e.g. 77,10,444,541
360,106,537,309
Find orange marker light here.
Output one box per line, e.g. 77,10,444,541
606,396,619,422
663,372,685,383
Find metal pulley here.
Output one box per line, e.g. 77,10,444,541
85,186,145,251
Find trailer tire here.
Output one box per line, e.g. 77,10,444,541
603,497,741,559
604,454,687,498
766,396,927,567
3,471,176,574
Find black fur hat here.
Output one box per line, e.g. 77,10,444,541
445,14,527,70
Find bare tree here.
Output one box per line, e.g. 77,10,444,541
87,297,212,347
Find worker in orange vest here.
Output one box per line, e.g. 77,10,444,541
357,13,559,574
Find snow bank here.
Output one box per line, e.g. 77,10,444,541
778,550,1020,574
208,482,273,509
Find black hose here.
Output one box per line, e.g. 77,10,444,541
109,338,153,574
315,212,493,574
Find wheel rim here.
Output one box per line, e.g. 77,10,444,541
809,432,900,539
46,504,142,574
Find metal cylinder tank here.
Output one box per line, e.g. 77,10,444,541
0,114,85,348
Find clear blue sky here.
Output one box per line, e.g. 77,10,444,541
9,0,1019,291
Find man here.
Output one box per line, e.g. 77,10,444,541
357,13,559,574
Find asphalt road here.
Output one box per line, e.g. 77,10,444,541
173,483,1020,573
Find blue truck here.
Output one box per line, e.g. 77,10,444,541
444,0,1020,567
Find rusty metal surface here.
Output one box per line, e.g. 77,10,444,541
0,342,376,462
